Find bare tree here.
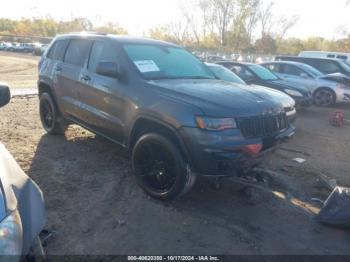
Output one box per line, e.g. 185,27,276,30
257,0,299,39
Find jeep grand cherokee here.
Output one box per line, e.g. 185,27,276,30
38,33,295,200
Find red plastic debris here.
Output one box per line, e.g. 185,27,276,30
329,110,344,128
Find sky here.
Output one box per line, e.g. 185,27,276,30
1,0,349,39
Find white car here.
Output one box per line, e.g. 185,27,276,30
0,84,46,260
299,51,350,66
261,61,350,106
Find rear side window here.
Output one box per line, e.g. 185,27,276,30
337,55,347,60
64,39,92,67
316,61,341,74
88,41,119,73
265,64,281,73
47,40,69,61
282,64,304,76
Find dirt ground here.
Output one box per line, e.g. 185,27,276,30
0,51,39,89
0,52,350,255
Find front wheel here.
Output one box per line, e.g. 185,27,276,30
314,88,336,107
132,133,196,201
39,92,66,135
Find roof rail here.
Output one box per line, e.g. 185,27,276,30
69,31,108,36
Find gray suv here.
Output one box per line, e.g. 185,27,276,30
38,33,295,200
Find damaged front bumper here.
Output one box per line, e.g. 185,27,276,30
335,87,350,103
180,125,295,177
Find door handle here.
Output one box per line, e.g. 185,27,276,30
81,75,91,81
55,65,62,72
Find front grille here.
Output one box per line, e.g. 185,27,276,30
237,113,289,139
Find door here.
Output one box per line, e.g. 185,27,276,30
280,64,316,91
45,39,70,113
77,40,126,143
57,39,93,120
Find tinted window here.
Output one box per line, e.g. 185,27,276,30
47,40,69,61
88,41,119,73
231,65,255,81
283,64,304,76
47,42,57,59
264,64,282,73
316,61,341,74
299,64,323,77
248,65,279,81
336,55,347,60
64,39,92,67
123,44,215,80
327,54,336,58
207,64,246,84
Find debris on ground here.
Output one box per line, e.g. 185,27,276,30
329,110,344,127
293,158,307,164
318,173,338,191
279,147,311,157
317,187,350,228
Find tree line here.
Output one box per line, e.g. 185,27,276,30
1,0,350,55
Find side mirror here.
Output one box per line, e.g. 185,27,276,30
96,62,123,79
0,83,11,108
300,73,309,79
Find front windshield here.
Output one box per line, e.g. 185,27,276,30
208,65,246,84
123,44,215,80
300,64,323,77
248,64,278,81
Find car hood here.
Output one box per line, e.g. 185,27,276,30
148,79,285,117
250,84,295,108
269,79,309,94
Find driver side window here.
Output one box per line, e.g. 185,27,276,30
231,66,254,81
88,41,119,74
283,65,305,76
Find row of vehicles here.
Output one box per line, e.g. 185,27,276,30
0,42,48,55
203,53,350,107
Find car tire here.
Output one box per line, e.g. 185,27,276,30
39,92,66,135
132,133,196,201
314,88,336,107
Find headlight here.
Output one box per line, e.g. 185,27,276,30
284,89,303,97
0,210,22,255
195,116,237,131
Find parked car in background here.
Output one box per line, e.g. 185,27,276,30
33,44,49,56
38,33,295,200
261,61,350,106
299,51,350,66
205,55,226,63
206,63,296,122
275,56,350,77
0,83,46,260
216,61,312,108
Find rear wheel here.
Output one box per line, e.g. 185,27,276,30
132,133,196,201
39,92,66,135
314,88,336,107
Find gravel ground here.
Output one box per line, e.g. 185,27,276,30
0,52,350,255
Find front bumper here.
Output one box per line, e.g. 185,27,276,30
336,88,350,103
180,125,295,176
